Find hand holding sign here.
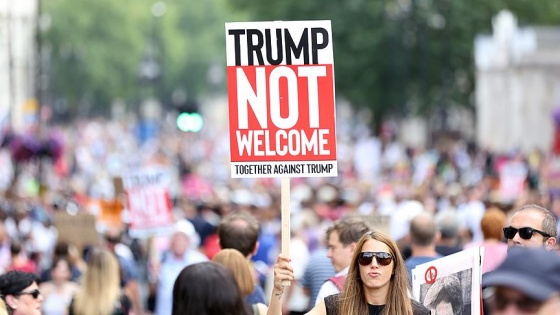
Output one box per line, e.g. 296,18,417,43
226,19,337,292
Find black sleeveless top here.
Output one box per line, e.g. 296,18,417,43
325,294,431,315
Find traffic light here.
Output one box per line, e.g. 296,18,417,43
176,112,203,132
176,101,203,132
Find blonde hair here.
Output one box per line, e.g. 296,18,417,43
72,247,122,315
212,249,255,296
340,231,413,315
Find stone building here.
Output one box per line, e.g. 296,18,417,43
0,0,38,132
475,10,560,154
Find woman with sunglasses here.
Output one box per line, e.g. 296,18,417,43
0,270,43,315
269,231,430,315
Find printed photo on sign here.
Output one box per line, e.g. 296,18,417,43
225,20,337,178
419,269,473,315
412,247,482,315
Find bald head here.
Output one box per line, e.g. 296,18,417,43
514,204,557,239
410,212,438,246
508,204,557,250
218,211,260,258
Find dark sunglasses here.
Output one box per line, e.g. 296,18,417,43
15,289,41,299
491,295,542,312
503,226,550,240
357,252,393,266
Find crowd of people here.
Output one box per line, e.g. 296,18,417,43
0,116,559,314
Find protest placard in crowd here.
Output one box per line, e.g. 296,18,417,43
226,20,337,178
412,247,483,315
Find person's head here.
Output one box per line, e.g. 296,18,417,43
50,257,72,284
435,210,462,242
340,230,412,315
218,211,260,258
423,274,463,314
73,247,121,315
0,271,42,315
172,262,249,315
483,247,560,314
481,208,507,241
103,228,122,252
325,216,372,273
409,212,439,247
505,204,557,250
9,241,23,258
170,220,197,258
53,242,70,259
212,249,255,296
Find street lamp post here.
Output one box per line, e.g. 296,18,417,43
136,2,166,143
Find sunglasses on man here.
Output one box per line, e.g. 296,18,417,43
503,226,550,240
15,289,41,299
357,252,393,266
489,293,542,313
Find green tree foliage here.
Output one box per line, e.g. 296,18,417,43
42,0,560,124
43,0,145,116
227,0,560,130
42,0,239,117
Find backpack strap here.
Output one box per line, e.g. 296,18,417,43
327,275,346,292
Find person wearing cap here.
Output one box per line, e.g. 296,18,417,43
0,270,43,315
503,204,557,250
482,246,560,314
154,219,208,315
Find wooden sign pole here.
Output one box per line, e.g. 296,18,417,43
281,177,291,286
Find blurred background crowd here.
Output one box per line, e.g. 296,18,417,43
1,0,560,314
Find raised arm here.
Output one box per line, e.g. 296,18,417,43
267,254,328,315
267,255,294,315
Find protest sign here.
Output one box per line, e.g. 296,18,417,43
226,20,337,178
54,211,99,251
412,247,483,315
123,168,174,238
498,159,528,202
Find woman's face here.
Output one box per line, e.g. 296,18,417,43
358,239,394,295
51,260,71,282
9,282,43,315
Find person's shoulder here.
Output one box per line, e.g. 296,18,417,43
411,299,431,315
188,249,209,262
246,284,266,304
320,294,340,315
38,281,54,295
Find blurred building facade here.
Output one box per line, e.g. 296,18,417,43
0,0,38,132
475,10,560,154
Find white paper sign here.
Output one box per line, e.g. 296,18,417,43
412,247,483,315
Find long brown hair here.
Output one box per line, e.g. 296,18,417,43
339,231,413,315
